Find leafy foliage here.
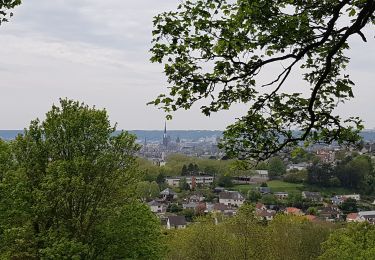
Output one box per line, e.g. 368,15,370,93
268,156,286,178
307,154,374,193
166,205,334,260
150,0,375,160
0,99,164,259
319,223,375,260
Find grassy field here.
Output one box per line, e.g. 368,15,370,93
267,180,303,194
231,180,303,195
230,184,258,194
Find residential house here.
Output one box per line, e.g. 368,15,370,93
188,194,205,203
165,177,181,187
148,200,166,214
346,213,360,222
285,207,303,216
287,163,309,172
219,191,245,207
256,210,276,221
331,194,361,205
358,211,375,223
166,216,187,229
160,188,177,201
302,191,323,202
182,202,198,211
305,215,317,222
274,192,289,200
346,211,375,223
319,205,341,221
343,194,361,201
152,158,166,167
255,203,267,211
213,203,230,213
204,202,215,213
214,187,226,193
213,203,237,215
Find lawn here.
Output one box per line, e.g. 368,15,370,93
267,180,303,194
231,180,303,195
230,183,258,194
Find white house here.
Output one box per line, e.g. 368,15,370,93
166,216,187,229
274,192,288,199
343,194,361,201
287,163,309,171
219,191,245,207
358,211,375,223
332,194,361,205
148,200,166,214
346,211,375,223
165,177,180,187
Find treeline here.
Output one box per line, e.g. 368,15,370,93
0,100,164,259
165,205,375,260
306,155,375,194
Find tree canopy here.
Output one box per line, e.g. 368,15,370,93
319,223,375,260
150,0,375,160
0,99,164,259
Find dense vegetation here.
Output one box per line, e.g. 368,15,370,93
165,205,375,260
306,155,375,194
0,100,164,259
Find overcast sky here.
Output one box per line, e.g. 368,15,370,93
0,0,374,130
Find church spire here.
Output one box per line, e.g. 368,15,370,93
163,121,168,148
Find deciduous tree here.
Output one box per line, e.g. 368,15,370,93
0,99,164,259
319,223,375,259
150,0,375,161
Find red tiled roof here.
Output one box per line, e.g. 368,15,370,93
305,215,317,221
286,207,301,214
347,213,358,220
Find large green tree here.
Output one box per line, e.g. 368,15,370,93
268,156,286,178
0,99,164,259
150,0,375,160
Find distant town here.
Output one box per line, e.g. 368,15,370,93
78,124,375,229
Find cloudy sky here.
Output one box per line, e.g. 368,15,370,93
0,1,374,130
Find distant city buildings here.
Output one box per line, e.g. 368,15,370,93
139,122,224,162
